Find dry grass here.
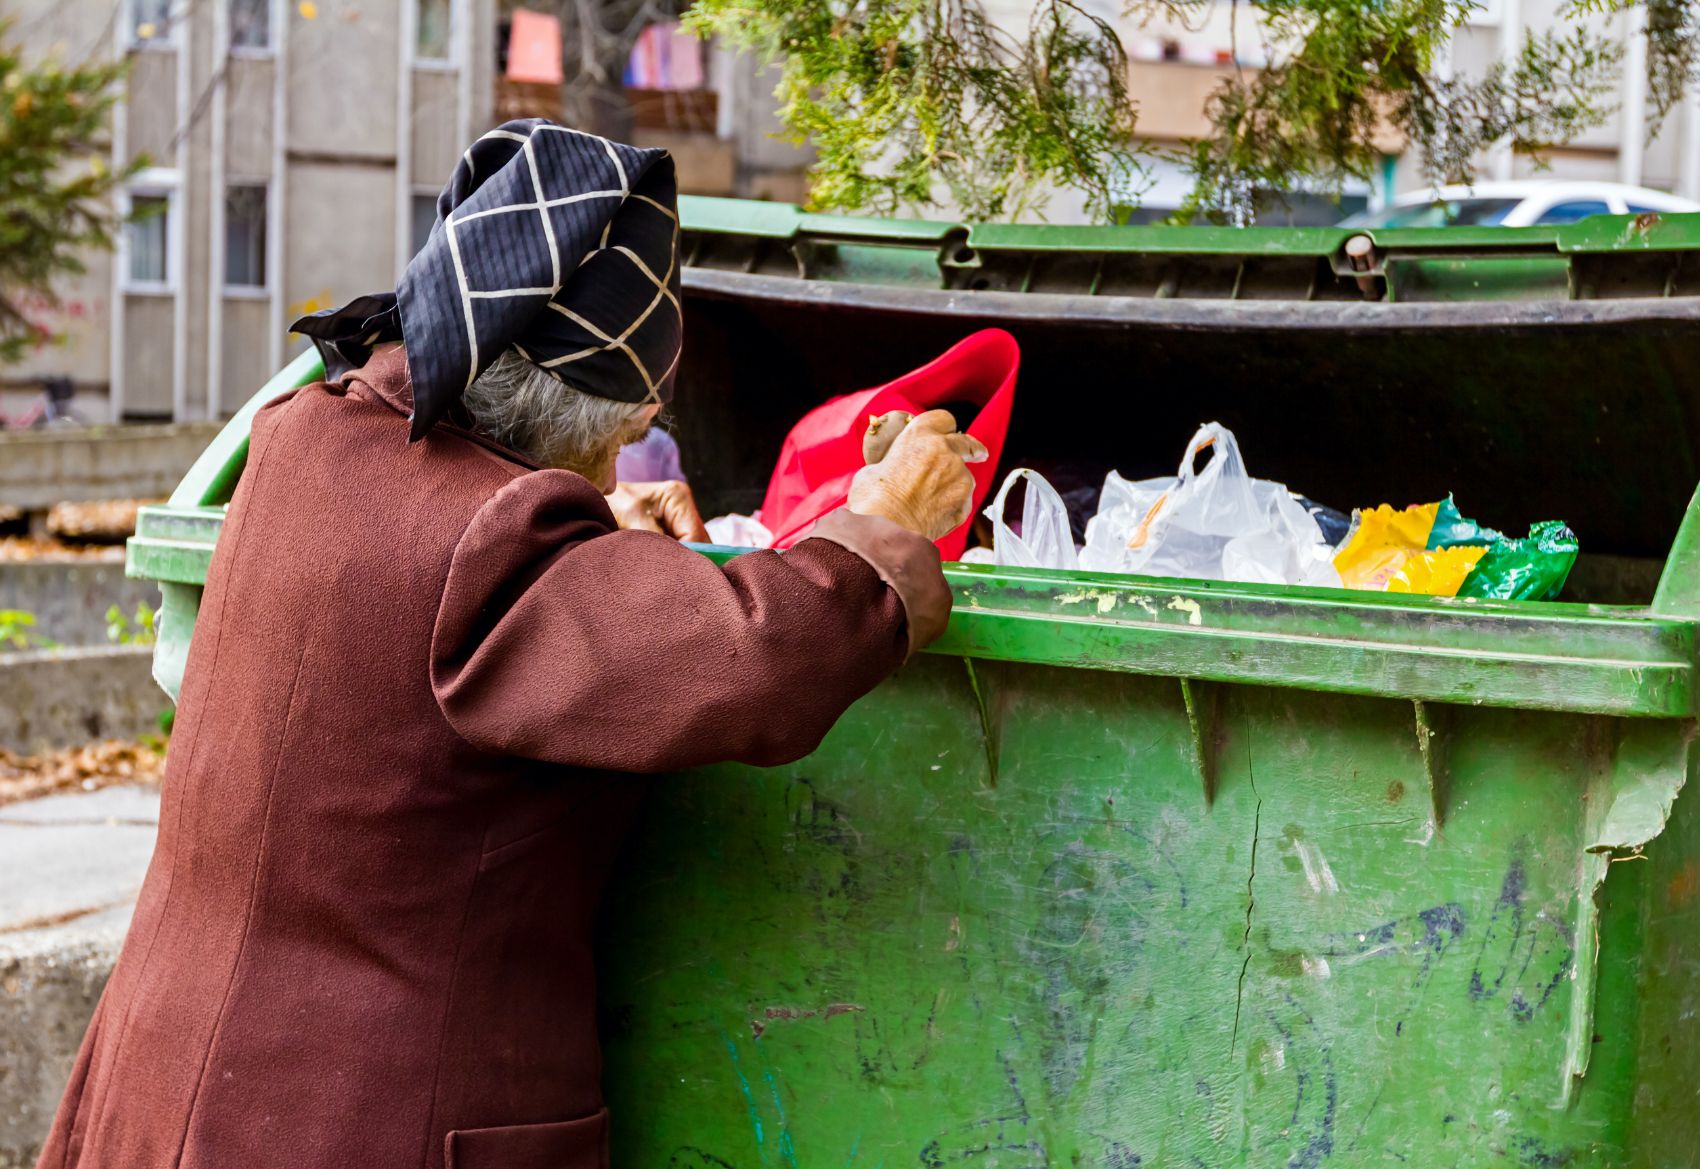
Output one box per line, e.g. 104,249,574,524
46,500,150,542
0,740,166,807
0,499,157,560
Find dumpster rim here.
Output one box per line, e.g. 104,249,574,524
128,510,1699,720
681,268,1700,331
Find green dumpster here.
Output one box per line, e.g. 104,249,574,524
129,202,1700,1167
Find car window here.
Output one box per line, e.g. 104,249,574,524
1532,200,1612,225
1341,197,1521,228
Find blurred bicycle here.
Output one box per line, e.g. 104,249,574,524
1,375,83,429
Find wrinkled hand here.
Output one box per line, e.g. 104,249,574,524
848,409,988,541
608,480,710,543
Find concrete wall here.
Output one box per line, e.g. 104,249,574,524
1129,61,1237,142
0,424,221,510
725,56,815,188
0,648,163,754
0,561,160,649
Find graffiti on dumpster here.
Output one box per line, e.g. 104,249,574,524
918,1051,1049,1168
671,781,1575,1169
1466,852,1574,1023
1023,843,1157,1103
1266,998,1339,1169
1317,902,1467,992
666,1151,741,1169
1314,847,1573,1026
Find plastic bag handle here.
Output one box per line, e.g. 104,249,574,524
983,468,1077,570
985,466,1030,521
1176,423,1246,479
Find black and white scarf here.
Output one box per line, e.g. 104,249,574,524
292,118,680,441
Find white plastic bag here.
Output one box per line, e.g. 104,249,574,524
704,513,774,548
982,468,1079,571
1079,423,1340,587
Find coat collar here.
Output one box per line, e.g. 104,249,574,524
342,346,543,471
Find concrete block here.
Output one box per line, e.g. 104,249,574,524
0,786,158,1168
0,560,161,649
0,648,164,753
0,424,221,510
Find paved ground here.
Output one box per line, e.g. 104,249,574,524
0,785,159,1168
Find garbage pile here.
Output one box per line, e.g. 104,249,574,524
968,422,1578,602
675,327,1575,602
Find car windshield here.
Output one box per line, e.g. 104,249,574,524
1339,197,1523,228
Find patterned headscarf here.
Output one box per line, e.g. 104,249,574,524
292,119,681,441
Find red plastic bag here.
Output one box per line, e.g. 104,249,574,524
761,329,1019,559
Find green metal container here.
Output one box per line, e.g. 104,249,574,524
129,202,1700,1167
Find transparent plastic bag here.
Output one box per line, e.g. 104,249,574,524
982,468,1079,571
1079,423,1340,587
704,513,774,548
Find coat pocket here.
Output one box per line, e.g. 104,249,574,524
444,1108,608,1169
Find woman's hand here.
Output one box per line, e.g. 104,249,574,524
607,480,711,543
848,410,988,540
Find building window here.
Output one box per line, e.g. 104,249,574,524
230,0,271,50
126,192,172,288
411,192,439,255
130,0,174,44
225,184,268,289
416,0,452,61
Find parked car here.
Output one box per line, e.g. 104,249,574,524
1339,181,1700,228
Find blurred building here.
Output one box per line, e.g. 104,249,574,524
12,0,1679,422
493,16,813,205
5,3,808,423
989,0,1699,224
8,0,495,421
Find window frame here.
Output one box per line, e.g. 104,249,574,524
124,0,179,51
411,0,455,66
121,173,180,294
409,188,442,257
222,181,271,296
227,0,275,57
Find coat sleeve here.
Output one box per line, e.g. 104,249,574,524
431,469,951,773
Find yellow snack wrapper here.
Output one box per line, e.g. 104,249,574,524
1383,545,1488,594
1334,502,1487,596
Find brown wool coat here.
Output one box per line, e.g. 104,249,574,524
36,347,950,1169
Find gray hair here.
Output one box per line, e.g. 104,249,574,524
461,349,650,475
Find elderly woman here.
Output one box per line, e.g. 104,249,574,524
37,121,981,1169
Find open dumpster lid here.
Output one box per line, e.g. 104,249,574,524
673,200,1700,561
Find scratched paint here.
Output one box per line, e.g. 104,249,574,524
600,658,1695,1167
721,1033,766,1158
1287,834,1341,896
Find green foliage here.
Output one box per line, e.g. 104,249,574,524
1579,0,1700,133
106,602,157,646
686,0,1657,223
685,0,1138,220
1183,2,1622,221
0,22,143,364
0,608,56,651
140,705,173,754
